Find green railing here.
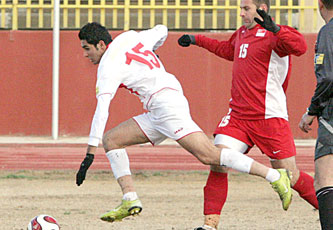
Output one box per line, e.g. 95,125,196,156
0,0,318,31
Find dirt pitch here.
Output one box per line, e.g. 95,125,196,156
1,170,320,230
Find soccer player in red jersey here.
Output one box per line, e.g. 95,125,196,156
179,0,318,229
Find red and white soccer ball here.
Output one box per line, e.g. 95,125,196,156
27,214,60,230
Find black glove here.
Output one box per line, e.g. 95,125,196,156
254,9,280,33
178,34,196,47
76,153,94,186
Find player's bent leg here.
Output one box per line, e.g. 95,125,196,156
177,133,257,175
177,132,220,165
177,132,254,174
271,157,318,209
101,118,149,222
103,118,150,151
178,133,292,212
178,132,290,180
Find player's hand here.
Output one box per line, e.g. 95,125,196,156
178,34,196,47
76,153,94,186
298,112,316,133
254,9,280,33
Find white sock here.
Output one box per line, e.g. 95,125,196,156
106,149,131,179
265,168,281,182
220,148,253,173
123,192,138,201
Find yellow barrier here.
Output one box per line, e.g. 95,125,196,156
0,0,318,32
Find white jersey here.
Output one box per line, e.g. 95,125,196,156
88,25,183,146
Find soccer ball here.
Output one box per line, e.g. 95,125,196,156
27,214,60,230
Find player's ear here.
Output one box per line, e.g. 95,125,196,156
97,40,107,52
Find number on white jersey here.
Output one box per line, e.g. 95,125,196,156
238,44,249,58
125,42,160,69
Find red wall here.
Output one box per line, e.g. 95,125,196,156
0,30,318,139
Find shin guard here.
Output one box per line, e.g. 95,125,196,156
106,149,131,179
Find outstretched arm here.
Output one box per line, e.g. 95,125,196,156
88,93,113,147
139,24,168,51
178,34,196,47
178,33,236,61
76,93,113,186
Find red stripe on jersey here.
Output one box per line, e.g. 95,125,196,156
119,83,140,96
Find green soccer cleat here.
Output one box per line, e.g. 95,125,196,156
100,199,142,222
270,169,293,211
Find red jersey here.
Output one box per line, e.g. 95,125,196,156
195,24,307,120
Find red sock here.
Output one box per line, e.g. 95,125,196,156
292,171,318,209
204,170,228,215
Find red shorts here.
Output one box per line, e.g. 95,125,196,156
214,115,296,160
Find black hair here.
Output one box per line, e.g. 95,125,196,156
321,0,333,10
78,22,112,47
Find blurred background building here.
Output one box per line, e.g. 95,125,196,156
0,0,324,32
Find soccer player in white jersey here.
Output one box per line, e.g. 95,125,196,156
76,22,292,223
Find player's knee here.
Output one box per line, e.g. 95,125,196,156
102,131,120,151
102,134,112,152
201,149,222,165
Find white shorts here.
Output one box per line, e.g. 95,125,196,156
133,89,202,145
